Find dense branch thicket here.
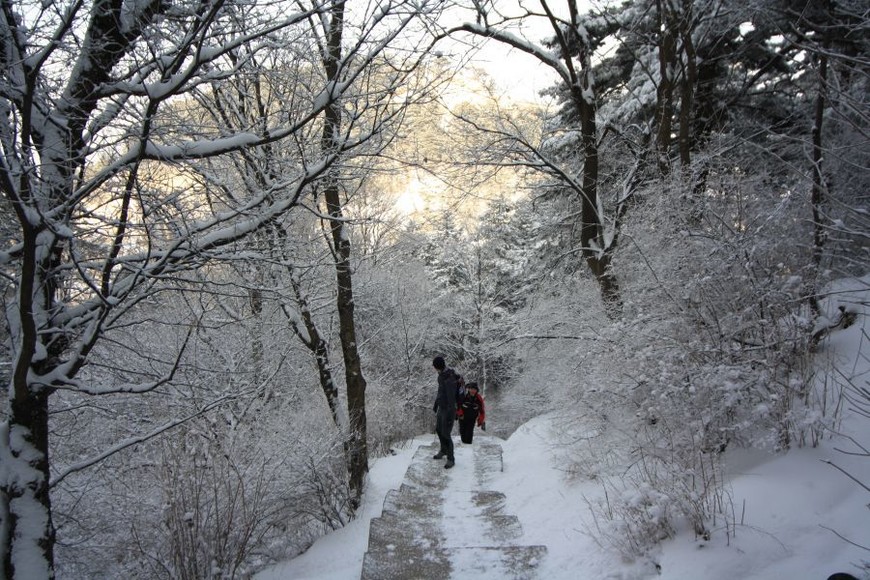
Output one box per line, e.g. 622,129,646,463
0,0,449,576
421,0,868,561
1,0,867,576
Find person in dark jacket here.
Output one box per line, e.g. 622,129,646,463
432,356,457,469
457,382,485,444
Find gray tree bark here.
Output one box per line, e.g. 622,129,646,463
320,0,369,509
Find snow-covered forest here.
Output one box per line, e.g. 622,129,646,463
0,0,867,578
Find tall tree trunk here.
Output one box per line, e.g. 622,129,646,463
453,0,624,316
250,287,264,388
655,0,677,174
473,244,486,390
3,222,57,578
677,0,697,169
4,397,55,579
5,390,54,579
1,1,166,570
573,31,622,315
284,269,344,431
321,0,368,510
809,33,829,316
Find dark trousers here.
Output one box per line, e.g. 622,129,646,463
459,419,476,444
435,412,455,460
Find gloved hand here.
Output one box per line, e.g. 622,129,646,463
480,422,486,431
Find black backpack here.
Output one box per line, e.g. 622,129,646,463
455,373,466,400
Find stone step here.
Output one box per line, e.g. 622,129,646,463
360,537,450,580
441,514,523,546
472,489,510,517
366,509,444,554
361,438,545,580
471,441,504,486
361,544,547,580
472,441,504,469
401,441,503,487
383,484,509,518
369,510,523,551
402,444,451,490
382,486,441,518
451,544,548,578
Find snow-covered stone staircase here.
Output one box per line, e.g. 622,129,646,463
360,438,547,579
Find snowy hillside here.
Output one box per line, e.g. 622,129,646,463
256,280,869,580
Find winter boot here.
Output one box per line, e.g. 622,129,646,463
433,452,445,460
444,458,455,469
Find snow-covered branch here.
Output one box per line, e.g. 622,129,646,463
49,393,237,488
447,21,570,81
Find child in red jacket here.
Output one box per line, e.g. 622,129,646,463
457,382,485,444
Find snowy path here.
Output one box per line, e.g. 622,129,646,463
360,437,547,579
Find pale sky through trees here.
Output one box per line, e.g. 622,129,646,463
469,40,558,104
450,0,615,103
452,2,561,104
393,0,622,219
392,4,561,219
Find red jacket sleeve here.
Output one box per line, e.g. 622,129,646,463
476,393,485,425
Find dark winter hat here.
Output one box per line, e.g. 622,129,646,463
466,382,478,391
432,356,446,370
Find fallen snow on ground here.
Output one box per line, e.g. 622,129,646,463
257,278,869,580
257,408,868,580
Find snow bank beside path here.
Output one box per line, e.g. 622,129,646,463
255,436,429,580
257,275,869,580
